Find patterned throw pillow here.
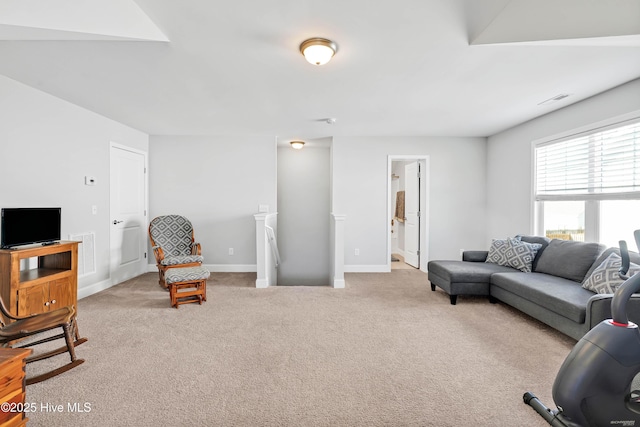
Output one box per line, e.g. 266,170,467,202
485,238,511,265
502,238,542,272
582,253,640,294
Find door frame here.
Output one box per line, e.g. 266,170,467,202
109,142,149,282
387,155,429,273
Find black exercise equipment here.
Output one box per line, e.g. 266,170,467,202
524,230,640,427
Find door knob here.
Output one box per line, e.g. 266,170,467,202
113,220,123,225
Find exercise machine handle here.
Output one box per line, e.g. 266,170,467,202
619,240,630,280
611,231,640,325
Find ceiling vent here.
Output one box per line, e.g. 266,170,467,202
538,94,571,106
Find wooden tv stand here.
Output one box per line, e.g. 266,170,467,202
0,241,79,318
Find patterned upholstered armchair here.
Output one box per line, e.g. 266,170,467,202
148,215,204,288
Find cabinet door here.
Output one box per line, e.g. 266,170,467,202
17,285,49,317
48,279,73,311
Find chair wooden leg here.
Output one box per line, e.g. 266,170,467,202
63,324,77,362
26,360,85,385
159,269,167,289
169,280,207,308
24,322,87,385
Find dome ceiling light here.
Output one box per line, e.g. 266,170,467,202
290,140,305,149
299,38,338,66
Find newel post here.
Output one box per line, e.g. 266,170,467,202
254,213,278,288
331,213,346,288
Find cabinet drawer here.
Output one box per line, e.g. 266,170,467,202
0,389,25,424
0,358,24,397
0,413,27,427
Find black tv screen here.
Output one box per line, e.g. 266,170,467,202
1,208,61,248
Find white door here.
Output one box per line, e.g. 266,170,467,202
110,144,147,283
404,161,420,268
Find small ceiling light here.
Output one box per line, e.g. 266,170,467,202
290,140,305,150
299,38,338,66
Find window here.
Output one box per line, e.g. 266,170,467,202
535,119,640,245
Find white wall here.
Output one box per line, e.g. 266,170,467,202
486,78,640,242
0,75,149,292
149,135,277,270
332,136,487,267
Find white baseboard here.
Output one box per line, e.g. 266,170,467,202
255,278,269,288
146,263,257,273
333,279,345,288
78,278,115,300
344,264,390,273
205,264,257,272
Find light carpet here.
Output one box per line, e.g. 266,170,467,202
24,270,576,426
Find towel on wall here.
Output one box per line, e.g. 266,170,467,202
395,191,405,223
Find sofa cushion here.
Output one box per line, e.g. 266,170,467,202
491,272,594,323
427,260,516,284
582,252,640,294
503,238,542,273
534,239,604,282
517,235,551,271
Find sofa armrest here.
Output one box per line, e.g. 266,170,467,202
585,293,640,330
462,251,488,262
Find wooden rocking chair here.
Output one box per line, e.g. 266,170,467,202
0,297,87,385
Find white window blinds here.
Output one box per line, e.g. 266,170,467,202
536,120,640,200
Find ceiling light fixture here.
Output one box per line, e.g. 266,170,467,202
290,140,305,150
299,38,338,66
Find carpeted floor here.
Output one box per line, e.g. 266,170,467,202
24,270,575,426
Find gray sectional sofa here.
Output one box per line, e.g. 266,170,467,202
428,236,640,340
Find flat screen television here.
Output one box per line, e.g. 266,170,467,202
1,208,62,249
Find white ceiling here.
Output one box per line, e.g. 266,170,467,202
1,0,639,139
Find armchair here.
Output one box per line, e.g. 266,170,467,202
149,215,204,288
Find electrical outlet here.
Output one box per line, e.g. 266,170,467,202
91,205,97,215
228,248,234,255
355,248,360,256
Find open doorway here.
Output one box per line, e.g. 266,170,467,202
387,156,429,273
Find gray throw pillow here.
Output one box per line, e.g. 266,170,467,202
535,239,603,282
503,238,542,273
486,238,508,265
486,237,520,266
582,253,640,294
